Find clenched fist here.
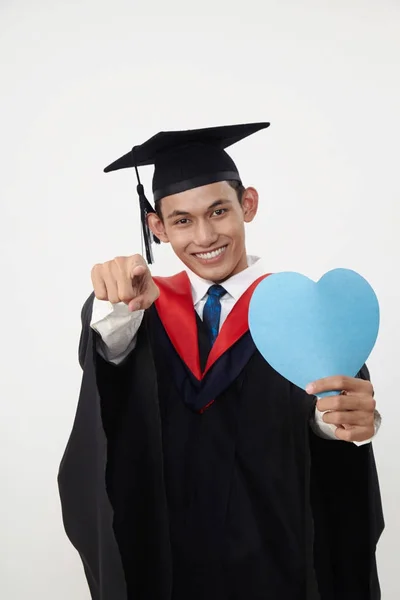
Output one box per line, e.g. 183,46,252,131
91,254,160,312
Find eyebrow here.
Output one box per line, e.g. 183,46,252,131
166,199,232,220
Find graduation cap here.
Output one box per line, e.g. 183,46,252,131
104,122,270,263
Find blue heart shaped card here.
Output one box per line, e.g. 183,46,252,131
248,269,379,396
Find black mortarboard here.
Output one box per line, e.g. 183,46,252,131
104,122,270,263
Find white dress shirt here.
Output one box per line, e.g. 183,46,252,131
90,256,379,445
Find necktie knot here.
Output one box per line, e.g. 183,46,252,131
207,284,227,299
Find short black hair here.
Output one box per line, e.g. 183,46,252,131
227,179,246,203
154,179,245,219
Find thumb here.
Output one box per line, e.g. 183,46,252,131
128,284,159,312
128,296,144,312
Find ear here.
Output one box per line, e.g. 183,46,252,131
147,213,169,243
241,187,259,223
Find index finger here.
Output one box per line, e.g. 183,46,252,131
131,264,147,279
127,254,148,276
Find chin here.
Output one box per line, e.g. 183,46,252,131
187,258,236,282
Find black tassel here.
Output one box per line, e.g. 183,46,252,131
137,183,160,264
132,148,160,264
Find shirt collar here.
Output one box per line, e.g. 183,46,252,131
186,256,266,306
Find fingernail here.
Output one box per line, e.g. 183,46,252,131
130,302,140,312
306,383,315,394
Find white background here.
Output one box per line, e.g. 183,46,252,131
1,1,399,598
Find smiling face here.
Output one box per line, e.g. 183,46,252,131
148,181,259,282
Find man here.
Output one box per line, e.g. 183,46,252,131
58,123,384,600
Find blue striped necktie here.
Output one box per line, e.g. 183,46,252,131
202,285,227,346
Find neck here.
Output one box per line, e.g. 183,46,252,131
214,251,249,283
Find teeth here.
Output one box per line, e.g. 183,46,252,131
196,246,226,260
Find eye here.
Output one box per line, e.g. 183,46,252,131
212,208,227,217
174,218,191,226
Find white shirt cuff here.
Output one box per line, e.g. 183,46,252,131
90,297,144,364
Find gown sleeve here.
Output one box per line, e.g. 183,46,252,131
310,364,384,599
59,293,128,599
58,294,172,600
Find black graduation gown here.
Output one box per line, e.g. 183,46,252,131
58,271,384,600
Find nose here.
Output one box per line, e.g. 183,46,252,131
192,220,219,248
